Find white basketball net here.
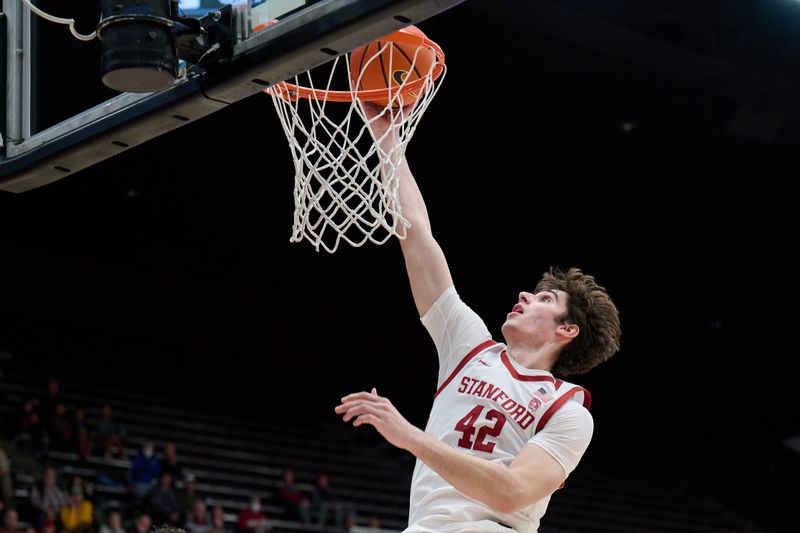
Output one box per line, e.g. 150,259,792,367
267,42,446,253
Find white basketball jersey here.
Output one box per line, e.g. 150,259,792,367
406,288,592,533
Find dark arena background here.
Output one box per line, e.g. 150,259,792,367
1,1,798,532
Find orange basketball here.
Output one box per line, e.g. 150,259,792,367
349,26,436,108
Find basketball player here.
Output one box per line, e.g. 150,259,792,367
335,105,621,532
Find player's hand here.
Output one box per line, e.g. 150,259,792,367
360,101,414,145
335,388,421,450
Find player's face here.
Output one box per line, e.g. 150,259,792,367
501,289,571,343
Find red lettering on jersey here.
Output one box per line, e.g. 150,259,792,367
517,410,534,430
455,375,543,432
455,405,483,449
484,382,501,399
454,406,506,453
509,403,526,421
473,409,506,453
501,398,517,411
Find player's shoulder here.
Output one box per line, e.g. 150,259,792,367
549,397,594,427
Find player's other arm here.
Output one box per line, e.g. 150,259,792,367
406,430,566,513
337,391,579,513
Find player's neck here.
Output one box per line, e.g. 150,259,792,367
505,343,557,373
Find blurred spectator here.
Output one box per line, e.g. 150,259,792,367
40,379,62,428
39,514,57,533
208,506,229,533
146,472,179,526
175,473,197,522
184,501,211,533
235,496,271,533
129,441,160,499
58,486,93,533
0,508,35,533
13,400,46,452
93,406,125,459
67,476,93,504
72,408,93,460
128,514,150,533
48,404,73,452
347,515,383,533
30,468,68,529
0,449,12,507
98,511,124,533
159,443,183,486
308,472,342,528
273,469,308,524
343,512,356,532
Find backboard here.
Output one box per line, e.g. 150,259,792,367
0,0,465,193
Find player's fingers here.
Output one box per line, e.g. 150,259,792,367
340,403,360,422
335,400,355,419
341,402,377,422
341,391,378,403
371,387,378,396
353,414,377,427
361,101,382,115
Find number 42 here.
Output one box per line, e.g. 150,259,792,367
454,405,506,453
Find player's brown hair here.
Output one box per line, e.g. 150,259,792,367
535,267,621,375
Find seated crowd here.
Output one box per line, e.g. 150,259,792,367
1,379,385,533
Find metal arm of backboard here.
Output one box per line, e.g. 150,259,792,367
0,0,464,193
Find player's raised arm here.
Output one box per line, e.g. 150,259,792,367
363,102,453,317
395,158,453,316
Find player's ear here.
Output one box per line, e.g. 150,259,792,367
557,323,579,340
